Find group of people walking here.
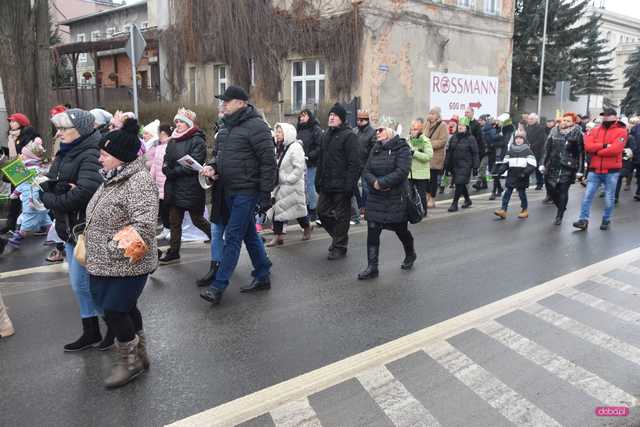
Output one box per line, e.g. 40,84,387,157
0,83,637,391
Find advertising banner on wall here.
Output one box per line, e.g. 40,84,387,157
430,72,499,119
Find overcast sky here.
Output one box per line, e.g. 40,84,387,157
602,0,640,20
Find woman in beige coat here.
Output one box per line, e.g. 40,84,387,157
0,290,15,338
423,107,449,208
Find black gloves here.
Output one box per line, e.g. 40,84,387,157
258,191,272,213
473,168,479,176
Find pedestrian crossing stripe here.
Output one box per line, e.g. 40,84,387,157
590,274,640,295
423,340,562,427
357,365,441,427
478,320,637,407
524,303,640,368
559,287,640,323
270,398,321,427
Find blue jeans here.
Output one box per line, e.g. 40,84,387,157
361,176,369,208
210,223,225,263
579,172,620,221
65,242,99,318
305,166,318,210
501,186,528,210
210,194,271,291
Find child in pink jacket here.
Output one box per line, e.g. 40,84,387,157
150,124,173,239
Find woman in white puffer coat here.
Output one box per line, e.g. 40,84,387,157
266,122,312,246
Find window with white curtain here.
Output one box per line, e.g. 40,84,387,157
291,59,325,111
484,0,499,15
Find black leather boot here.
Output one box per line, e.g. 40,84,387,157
358,246,379,280
196,261,219,287
64,317,102,352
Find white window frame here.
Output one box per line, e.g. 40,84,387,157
90,30,101,41
484,0,499,15
458,0,475,8
77,33,87,63
216,65,228,96
106,27,116,38
291,59,325,111
250,58,256,87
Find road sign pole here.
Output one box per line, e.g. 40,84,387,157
130,25,139,118
537,0,550,117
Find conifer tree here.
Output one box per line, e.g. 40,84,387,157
621,45,640,116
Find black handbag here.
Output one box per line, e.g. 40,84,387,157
406,171,425,224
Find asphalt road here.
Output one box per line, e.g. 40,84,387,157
0,187,638,426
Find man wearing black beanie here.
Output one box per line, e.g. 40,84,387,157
315,103,361,260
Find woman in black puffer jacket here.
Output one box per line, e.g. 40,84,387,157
445,118,480,212
358,127,414,280
160,108,211,264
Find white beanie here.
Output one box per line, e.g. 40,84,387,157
143,119,160,139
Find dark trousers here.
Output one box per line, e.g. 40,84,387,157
428,169,442,197
367,221,414,254
104,305,142,343
501,186,528,210
453,184,470,203
548,181,570,216
169,206,211,254
317,192,351,252
535,170,544,188
159,200,171,229
5,197,21,231
273,216,310,235
410,178,429,217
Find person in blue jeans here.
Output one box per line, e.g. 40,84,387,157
43,108,108,351
199,86,276,305
573,108,626,231
296,109,322,221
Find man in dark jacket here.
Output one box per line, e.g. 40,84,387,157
524,113,548,190
316,103,361,260
465,109,485,191
297,109,323,220
200,86,276,305
354,109,376,210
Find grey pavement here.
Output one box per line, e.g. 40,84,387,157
1,186,639,427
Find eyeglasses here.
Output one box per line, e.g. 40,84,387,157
376,128,385,133
357,118,368,122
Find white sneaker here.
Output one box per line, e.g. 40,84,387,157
155,228,170,240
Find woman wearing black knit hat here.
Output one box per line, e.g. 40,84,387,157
84,118,159,388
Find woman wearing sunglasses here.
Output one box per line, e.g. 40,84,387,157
358,127,415,280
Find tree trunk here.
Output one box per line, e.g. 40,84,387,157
35,0,52,152
0,0,37,126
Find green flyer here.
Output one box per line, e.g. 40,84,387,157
1,158,37,186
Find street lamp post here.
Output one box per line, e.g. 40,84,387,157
537,0,550,117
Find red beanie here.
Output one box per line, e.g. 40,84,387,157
49,105,67,118
8,113,30,127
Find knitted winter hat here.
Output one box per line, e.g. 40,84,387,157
174,108,196,128
22,139,46,161
50,109,95,136
357,109,370,120
8,113,31,128
143,119,160,139
329,103,347,123
99,118,141,163
90,108,114,127
49,105,67,118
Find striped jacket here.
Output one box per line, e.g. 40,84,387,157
503,143,537,189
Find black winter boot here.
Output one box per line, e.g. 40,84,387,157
196,261,219,287
64,317,102,352
96,318,115,351
358,246,379,280
448,199,459,212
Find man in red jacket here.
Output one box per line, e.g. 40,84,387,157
573,108,627,231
